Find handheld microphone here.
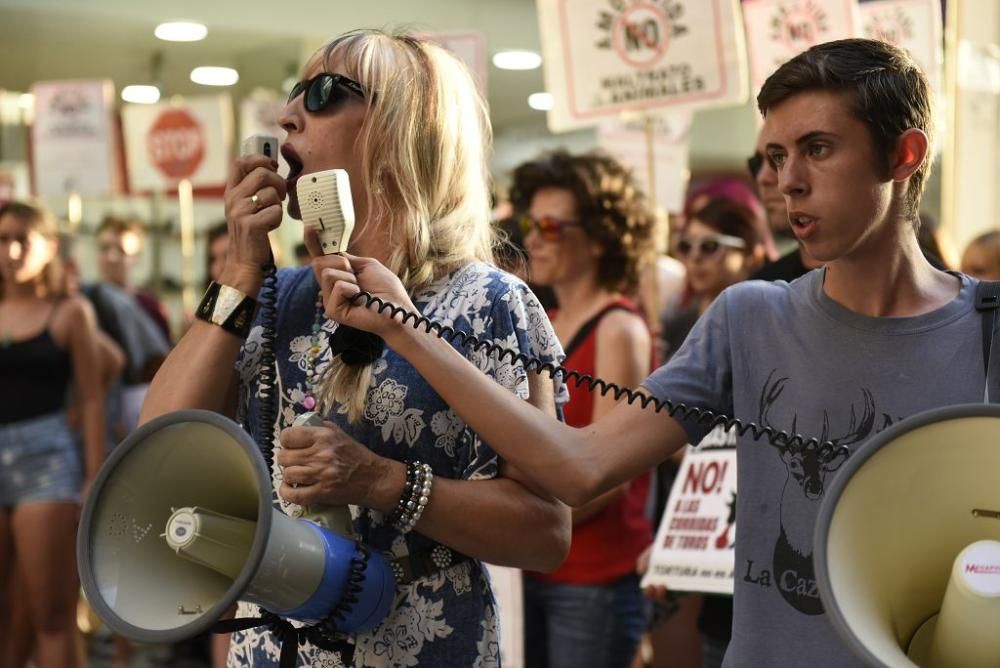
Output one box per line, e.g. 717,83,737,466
241,135,278,160
295,169,356,256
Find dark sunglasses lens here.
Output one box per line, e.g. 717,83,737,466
702,240,721,255
748,153,764,178
305,75,335,112
676,239,692,256
287,80,305,104
519,216,533,236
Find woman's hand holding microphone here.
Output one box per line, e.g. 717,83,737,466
306,230,420,344
219,154,287,298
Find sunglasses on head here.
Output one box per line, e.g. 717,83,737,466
287,72,367,113
675,233,747,258
519,215,579,241
747,152,764,179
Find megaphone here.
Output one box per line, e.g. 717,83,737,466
815,403,1000,667
77,409,396,645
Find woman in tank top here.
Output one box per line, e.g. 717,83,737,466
511,150,657,668
0,200,107,667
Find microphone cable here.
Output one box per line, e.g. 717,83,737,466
347,290,848,465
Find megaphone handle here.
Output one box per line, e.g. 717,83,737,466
290,412,357,537
301,504,355,537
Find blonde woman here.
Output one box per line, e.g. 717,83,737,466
142,29,570,666
0,201,105,667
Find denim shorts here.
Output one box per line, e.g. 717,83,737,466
0,412,82,506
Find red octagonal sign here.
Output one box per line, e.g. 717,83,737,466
147,108,205,180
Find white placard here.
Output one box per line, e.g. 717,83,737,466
642,427,738,595
30,80,120,197
122,95,233,191
859,0,943,95
419,31,488,94
742,0,861,97
596,111,691,212
537,0,749,132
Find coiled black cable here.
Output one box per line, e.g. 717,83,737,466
236,278,847,660
350,290,849,465
255,261,279,473
243,261,371,655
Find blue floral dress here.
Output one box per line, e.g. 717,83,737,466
228,261,567,667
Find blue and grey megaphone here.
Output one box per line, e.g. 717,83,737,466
77,409,395,644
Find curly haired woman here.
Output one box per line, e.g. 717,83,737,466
510,150,657,668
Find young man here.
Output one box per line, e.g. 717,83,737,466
316,39,990,665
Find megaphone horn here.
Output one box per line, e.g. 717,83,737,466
815,403,1000,667
77,409,396,647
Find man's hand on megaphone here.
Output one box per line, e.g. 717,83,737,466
276,419,405,512
311,247,419,342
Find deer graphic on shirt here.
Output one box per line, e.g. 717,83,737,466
757,370,880,614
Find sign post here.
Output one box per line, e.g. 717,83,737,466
122,95,232,306
596,111,692,214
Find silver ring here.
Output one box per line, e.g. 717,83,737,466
250,193,261,210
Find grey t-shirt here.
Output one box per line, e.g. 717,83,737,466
644,269,989,667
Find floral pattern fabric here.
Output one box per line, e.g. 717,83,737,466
228,262,567,667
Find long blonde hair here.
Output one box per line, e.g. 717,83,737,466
311,30,496,421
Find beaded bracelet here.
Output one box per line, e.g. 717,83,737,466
390,461,434,533
387,461,420,528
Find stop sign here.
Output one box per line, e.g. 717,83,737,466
146,109,205,179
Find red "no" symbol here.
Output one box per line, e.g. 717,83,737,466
611,2,671,68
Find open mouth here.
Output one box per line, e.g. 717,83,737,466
281,145,304,219
789,212,818,239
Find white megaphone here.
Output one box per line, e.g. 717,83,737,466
77,409,396,645
815,403,1000,667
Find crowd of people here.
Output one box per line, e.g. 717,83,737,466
2,27,999,668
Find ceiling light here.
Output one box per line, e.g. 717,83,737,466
190,66,239,87
121,85,161,104
528,92,554,111
155,21,208,42
493,50,542,70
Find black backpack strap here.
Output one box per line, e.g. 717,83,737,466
975,280,1000,379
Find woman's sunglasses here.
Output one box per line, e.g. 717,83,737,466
675,233,746,258
519,215,579,242
287,73,367,113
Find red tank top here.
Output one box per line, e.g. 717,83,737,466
533,298,654,585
